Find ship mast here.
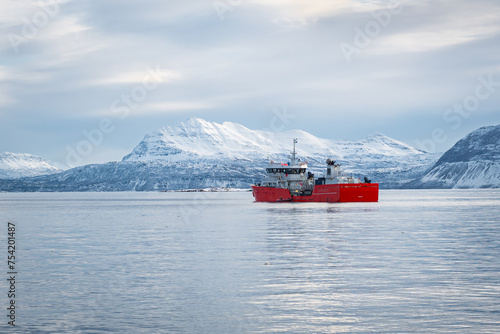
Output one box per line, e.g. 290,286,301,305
291,138,297,165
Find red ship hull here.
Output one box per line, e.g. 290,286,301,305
252,183,379,202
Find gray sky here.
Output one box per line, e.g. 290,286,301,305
1,0,499,168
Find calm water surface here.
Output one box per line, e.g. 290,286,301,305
0,190,499,333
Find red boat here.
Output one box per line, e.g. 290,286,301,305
252,139,379,202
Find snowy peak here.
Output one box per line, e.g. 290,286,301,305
0,152,61,179
123,118,271,161
123,118,429,164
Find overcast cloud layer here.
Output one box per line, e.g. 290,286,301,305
1,0,499,168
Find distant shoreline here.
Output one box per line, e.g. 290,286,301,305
170,187,252,193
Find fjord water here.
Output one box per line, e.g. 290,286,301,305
1,190,499,333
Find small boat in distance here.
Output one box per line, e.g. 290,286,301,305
251,139,379,202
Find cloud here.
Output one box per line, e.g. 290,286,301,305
0,0,499,164
369,1,500,55
86,69,182,86
249,0,387,18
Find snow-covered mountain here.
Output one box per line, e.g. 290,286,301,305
124,117,426,163
122,117,438,188
404,124,500,189
0,152,61,179
0,118,440,191
2,119,497,191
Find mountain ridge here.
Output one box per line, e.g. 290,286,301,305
403,124,500,189
0,152,61,179
123,117,427,163
2,120,497,191
0,118,438,191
